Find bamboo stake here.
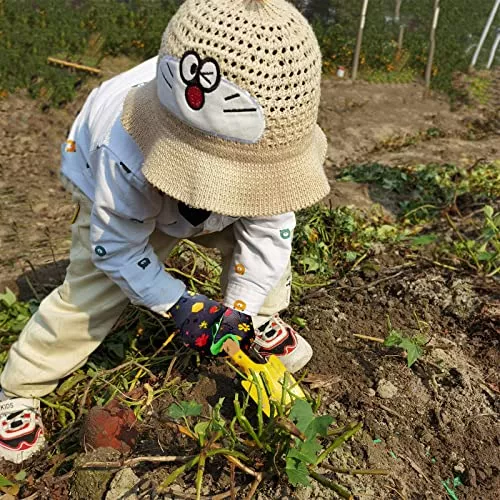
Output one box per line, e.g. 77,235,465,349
398,24,405,51
395,0,402,22
424,0,440,93
353,333,384,343
487,31,500,69
47,57,101,75
80,455,194,468
352,0,369,81
470,0,500,69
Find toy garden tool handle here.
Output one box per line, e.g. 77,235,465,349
223,338,306,417
222,338,261,371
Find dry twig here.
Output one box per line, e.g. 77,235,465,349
79,455,193,469
47,56,101,74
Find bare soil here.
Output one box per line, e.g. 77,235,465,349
0,64,498,499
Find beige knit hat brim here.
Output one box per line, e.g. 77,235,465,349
121,80,330,217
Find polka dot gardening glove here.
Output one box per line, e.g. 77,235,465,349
170,291,254,356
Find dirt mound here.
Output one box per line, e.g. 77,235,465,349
319,79,499,172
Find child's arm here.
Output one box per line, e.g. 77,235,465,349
224,213,296,316
89,147,186,313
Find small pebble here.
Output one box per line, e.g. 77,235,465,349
377,379,398,399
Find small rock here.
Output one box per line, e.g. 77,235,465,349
420,431,433,444
354,293,364,304
377,379,398,399
464,468,477,487
453,462,466,475
106,468,140,500
71,448,121,500
366,388,376,397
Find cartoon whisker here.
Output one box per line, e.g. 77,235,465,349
159,67,172,89
167,62,174,78
223,108,257,113
224,93,241,101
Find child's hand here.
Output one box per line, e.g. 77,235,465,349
169,291,254,355
170,291,225,353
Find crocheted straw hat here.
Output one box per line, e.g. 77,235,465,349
121,0,330,217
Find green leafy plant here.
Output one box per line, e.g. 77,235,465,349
443,205,500,278
338,162,500,224
162,392,364,499
384,327,427,368
293,203,407,286
0,470,28,496
0,288,37,366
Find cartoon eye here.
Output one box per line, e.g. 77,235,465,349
199,59,221,93
180,51,200,84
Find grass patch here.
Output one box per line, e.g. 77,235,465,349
465,72,493,106
336,161,500,277
361,67,417,85
338,161,500,222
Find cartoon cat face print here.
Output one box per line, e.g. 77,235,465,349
157,51,265,144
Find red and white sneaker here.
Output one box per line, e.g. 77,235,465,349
0,396,45,464
254,315,313,373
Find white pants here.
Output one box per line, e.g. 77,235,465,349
1,189,291,398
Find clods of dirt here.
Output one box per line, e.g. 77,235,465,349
81,399,138,454
283,265,499,499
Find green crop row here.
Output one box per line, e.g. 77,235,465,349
0,0,497,105
0,0,181,104
300,0,498,97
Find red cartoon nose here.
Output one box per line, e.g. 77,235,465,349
185,85,205,110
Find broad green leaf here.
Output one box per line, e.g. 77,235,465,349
309,415,334,438
14,470,26,482
376,224,397,239
0,475,14,487
413,334,428,347
288,439,322,464
0,288,17,308
477,251,495,262
384,331,402,347
300,256,320,272
399,338,424,367
168,401,202,420
345,251,359,263
285,458,311,487
483,205,494,218
289,399,314,433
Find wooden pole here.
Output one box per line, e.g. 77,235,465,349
470,0,500,70
352,0,369,81
398,24,405,50
395,0,402,22
487,31,500,69
424,0,440,92
47,57,101,75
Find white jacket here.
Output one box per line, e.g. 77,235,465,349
60,57,295,316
